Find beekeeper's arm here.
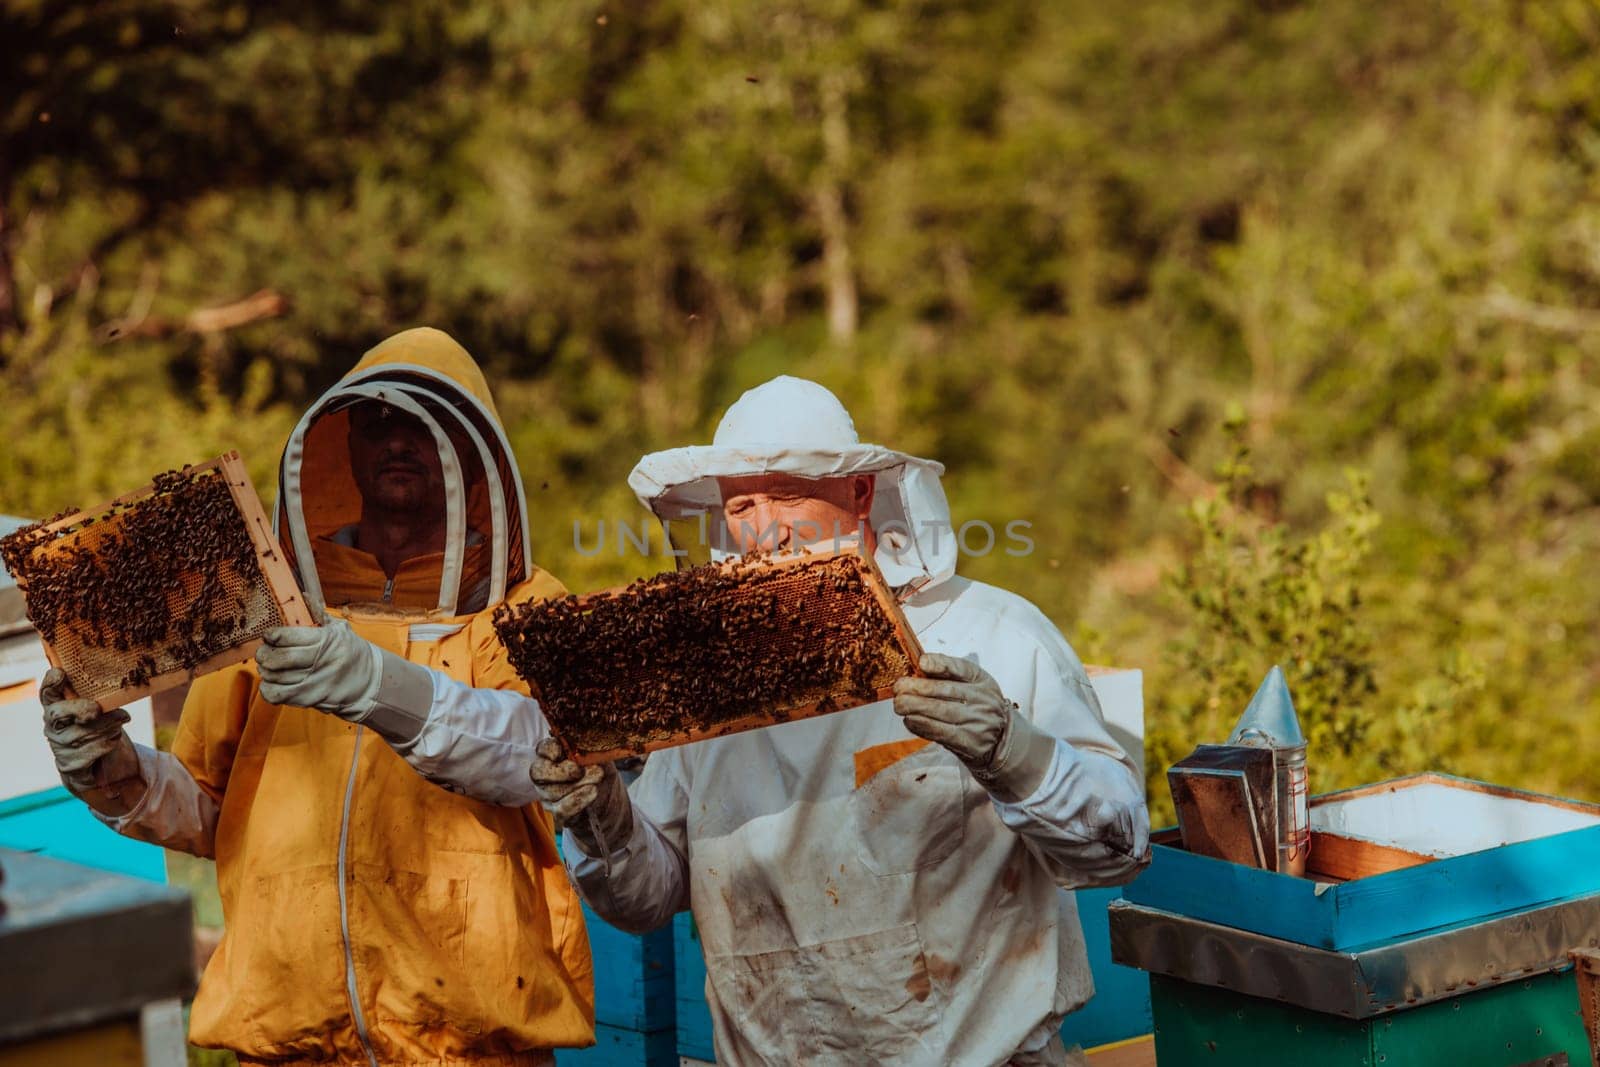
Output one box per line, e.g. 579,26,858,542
40,667,223,858
534,742,690,934
893,635,1150,888
253,616,550,807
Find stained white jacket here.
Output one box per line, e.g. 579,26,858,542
566,573,1149,1066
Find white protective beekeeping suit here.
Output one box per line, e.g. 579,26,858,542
567,376,1151,1067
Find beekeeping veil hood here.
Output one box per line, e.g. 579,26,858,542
628,375,956,595
275,327,533,617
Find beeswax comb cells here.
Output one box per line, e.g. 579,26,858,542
493,548,924,764
0,452,316,710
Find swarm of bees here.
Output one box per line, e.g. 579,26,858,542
494,550,915,761
0,466,278,696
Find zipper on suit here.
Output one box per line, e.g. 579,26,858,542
382,577,395,603
337,728,380,1067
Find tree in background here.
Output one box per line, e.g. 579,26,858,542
1150,408,1489,822
2,0,1599,815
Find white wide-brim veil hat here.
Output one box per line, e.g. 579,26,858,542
628,376,957,595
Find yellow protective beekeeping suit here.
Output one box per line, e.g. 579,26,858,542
173,328,593,1065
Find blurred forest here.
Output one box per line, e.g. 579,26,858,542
4,0,1600,822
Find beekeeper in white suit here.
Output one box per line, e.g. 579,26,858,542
533,375,1151,1067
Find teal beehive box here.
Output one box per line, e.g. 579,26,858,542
1113,773,1600,1066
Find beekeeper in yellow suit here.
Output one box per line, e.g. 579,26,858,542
534,376,1151,1066
38,328,594,1067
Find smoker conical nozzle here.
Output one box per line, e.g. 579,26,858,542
1228,665,1306,749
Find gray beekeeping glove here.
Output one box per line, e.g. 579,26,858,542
39,667,146,815
530,738,634,856
892,652,1059,803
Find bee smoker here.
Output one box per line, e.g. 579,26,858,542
1226,666,1310,877
1168,665,1311,876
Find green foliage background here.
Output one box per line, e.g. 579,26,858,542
5,0,1600,832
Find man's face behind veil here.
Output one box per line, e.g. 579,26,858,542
348,401,447,516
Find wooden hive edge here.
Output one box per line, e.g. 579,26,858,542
67,639,270,712
568,681,906,766
561,545,858,610
219,451,317,628
1303,831,1435,883
858,549,926,667
1312,772,1600,818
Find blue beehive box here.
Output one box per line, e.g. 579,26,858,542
674,912,716,1063
1112,774,1600,1065
557,1023,678,1067
1123,774,1600,951
1059,886,1154,1049
0,788,167,883
582,901,675,1034
552,840,678,1067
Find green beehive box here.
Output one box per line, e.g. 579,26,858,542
1150,972,1588,1066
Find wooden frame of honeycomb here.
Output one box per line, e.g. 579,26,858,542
3,451,316,710
496,546,925,764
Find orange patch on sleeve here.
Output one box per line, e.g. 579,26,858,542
0,680,39,707
854,738,931,788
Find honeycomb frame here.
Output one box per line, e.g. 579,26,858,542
8,451,316,710
496,546,925,765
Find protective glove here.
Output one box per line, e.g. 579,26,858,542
892,652,1060,803
256,616,436,748
39,667,146,814
531,738,633,856
257,615,376,713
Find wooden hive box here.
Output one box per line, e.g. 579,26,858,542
0,452,316,710
494,547,923,764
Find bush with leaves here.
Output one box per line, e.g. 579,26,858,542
1149,412,1484,825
